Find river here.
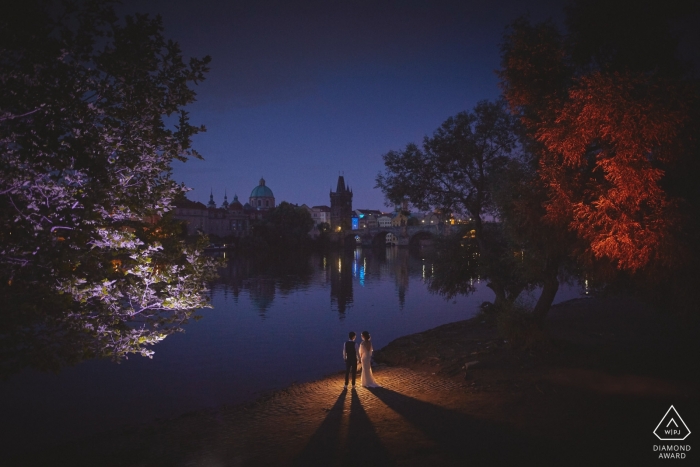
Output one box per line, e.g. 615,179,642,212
0,246,585,455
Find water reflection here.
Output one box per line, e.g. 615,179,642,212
0,247,439,380
213,247,432,320
0,245,586,456
0,242,586,381
329,251,354,316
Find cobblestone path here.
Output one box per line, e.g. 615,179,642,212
179,367,471,466
33,366,539,466
21,362,696,467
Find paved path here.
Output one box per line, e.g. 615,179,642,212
34,366,540,466
179,366,476,466
26,362,692,466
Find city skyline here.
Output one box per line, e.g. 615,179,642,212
118,0,568,209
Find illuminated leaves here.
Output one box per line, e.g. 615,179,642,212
500,16,692,272
535,72,687,270
0,1,215,365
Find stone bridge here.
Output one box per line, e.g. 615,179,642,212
330,223,450,247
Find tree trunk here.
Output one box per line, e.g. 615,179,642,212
488,281,508,309
473,215,486,254
532,258,559,321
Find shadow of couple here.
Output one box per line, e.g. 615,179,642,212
293,386,541,466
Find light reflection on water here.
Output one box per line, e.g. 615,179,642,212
0,247,584,454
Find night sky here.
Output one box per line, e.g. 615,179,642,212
119,0,567,209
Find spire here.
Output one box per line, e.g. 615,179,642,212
259,177,266,186
336,175,346,193
207,188,216,209
222,189,229,208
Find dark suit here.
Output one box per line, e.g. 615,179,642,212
343,340,358,386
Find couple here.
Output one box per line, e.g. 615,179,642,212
343,331,380,389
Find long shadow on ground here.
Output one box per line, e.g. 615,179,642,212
348,388,393,465
366,387,552,464
293,389,347,466
294,388,393,466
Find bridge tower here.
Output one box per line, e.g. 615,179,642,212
330,175,353,232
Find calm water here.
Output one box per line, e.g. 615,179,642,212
0,247,584,454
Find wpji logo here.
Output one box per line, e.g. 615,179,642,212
653,405,691,460
654,406,690,441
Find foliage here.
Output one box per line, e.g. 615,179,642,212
0,0,216,370
249,202,315,251
377,100,534,309
427,226,481,299
427,223,536,307
498,1,699,273
377,98,573,316
376,100,518,231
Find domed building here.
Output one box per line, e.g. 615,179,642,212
249,177,275,214
172,178,277,237
228,194,243,211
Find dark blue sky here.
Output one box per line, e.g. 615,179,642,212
120,0,567,209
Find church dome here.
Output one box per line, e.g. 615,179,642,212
229,194,243,210
250,177,274,198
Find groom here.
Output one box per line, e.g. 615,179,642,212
343,331,358,389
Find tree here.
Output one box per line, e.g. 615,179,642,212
376,100,518,246
0,0,216,371
376,100,523,307
498,0,700,315
501,1,698,270
250,202,315,251
377,101,527,306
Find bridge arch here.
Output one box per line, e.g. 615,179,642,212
409,230,434,248
368,230,395,247
343,233,358,248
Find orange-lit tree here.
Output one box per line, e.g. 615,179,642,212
498,0,699,314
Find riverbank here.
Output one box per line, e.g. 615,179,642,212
9,296,700,466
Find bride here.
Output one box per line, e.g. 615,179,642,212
359,331,380,388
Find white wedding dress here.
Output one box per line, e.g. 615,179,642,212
359,340,380,387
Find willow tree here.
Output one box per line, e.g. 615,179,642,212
0,0,216,372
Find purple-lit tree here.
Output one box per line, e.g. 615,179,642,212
0,0,216,370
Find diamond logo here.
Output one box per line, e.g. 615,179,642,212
654,405,691,441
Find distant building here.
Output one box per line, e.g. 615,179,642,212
172,198,208,236
172,178,275,237
248,177,275,220
355,209,382,229
421,212,441,225
330,175,353,232
377,215,392,228
311,205,331,226
173,194,249,238
391,211,408,227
